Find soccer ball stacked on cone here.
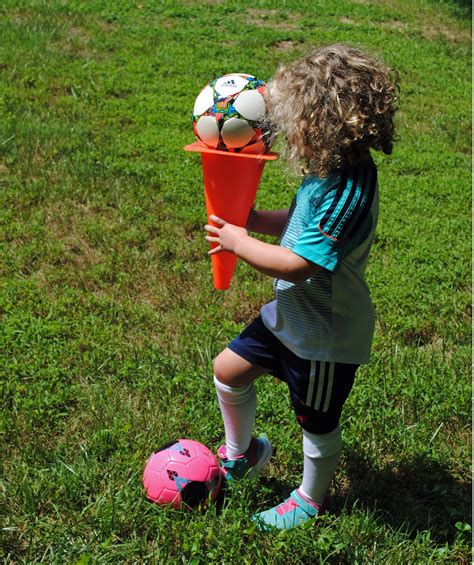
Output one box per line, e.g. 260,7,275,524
193,73,274,154
143,439,223,509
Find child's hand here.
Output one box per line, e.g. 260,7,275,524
204,215,249,255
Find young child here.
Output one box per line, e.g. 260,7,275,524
204,44,398,530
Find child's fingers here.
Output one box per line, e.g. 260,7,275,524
208,245,223,255
205,235,220,244
209,215,225,225
204,224,220,234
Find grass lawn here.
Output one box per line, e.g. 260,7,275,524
0,0,471,562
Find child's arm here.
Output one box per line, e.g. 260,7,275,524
205,215,320,283
246,208,289,237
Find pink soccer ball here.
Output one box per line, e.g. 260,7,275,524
143,439,223,509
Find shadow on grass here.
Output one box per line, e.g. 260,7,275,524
216,450,470,545
428,0,472,17
216,476,292,513
450,0,472,15
332,448,471,544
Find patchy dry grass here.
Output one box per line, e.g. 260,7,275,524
272,39,304,52
245,8,302,31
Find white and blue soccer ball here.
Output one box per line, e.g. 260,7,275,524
193,73,273,153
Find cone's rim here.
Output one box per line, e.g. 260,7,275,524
183,142,278,161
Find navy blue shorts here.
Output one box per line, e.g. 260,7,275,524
227,316,358,434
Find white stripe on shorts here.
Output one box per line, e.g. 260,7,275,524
313,361,326,411
322,362,335,413
305,360,317,406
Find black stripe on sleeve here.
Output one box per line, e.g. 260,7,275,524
327,168,359,239
345,165,377,239
335,165,369,241
318,170,348,233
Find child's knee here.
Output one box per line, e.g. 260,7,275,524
213,351,228,382
213,350,241,386
213,348,263,387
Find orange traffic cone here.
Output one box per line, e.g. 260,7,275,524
184,141,277,290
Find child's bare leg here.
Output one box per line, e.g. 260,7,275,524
214,347,267,387
214,348,267,458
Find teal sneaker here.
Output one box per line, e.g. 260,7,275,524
217,435,272,481
253,489,324,531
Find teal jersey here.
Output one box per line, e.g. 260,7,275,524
260,162,378,363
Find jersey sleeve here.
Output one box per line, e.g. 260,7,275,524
292,166,377,273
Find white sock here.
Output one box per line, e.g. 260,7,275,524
299,426,342,506
214,375,256,459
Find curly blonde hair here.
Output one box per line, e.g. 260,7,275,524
266,44,399,177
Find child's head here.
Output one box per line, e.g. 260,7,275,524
267,44,399,177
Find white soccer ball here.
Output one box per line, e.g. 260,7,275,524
192,73,273,153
